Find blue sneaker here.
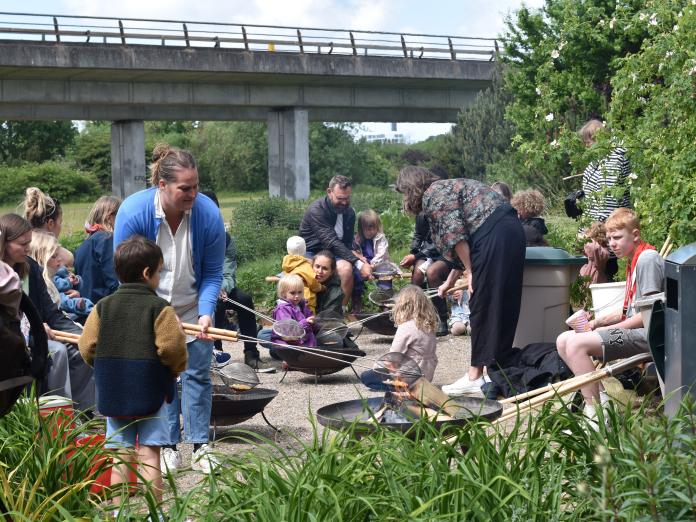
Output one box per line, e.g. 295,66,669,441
211,350,232,368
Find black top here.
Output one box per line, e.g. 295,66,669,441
299,196,357,264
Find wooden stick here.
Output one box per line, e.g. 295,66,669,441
181,323,238,339
408,377,463,417
499,368,605,405
659,234,672,257
54,328,238,344
403,403,455,422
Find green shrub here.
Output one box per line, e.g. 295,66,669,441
0,161,100,205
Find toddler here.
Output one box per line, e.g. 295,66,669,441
79,236,187,508
352,209,399,311
511,189,549,246
281,236,324,313
29,230,94,320
580,221,610,284
448,283,471,336
360,285,438,391
271,274,317,348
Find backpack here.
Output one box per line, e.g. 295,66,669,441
0,293,48,418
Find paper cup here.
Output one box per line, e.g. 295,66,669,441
566,309,591,333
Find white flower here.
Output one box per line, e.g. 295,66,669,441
674,25,679,31
609,17,616,29
649,13,658,26
550,139,559,148
688,65,696,76
545,113,554,122
631,72,638,82
558,41,566,50
535,87,542,95
598,19,605,26
628,172,638,180
639,13,647,21
665,51,674,58
551,49,560,59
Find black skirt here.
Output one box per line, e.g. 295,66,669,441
468,208,525,367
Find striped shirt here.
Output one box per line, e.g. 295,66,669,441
581,147,631,221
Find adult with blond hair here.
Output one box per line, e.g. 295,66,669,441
556,208,663,428
75,196,122,303
395,166,526,397
114,143,225,475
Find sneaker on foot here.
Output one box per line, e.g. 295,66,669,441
245,352,278,373
442,374,491,396
436,321,449,337
160,448,181,475
211,350,232,369
191,444,219,474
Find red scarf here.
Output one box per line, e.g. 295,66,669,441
84,223,104,234
622,240,656,320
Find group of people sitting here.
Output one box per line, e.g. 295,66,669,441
0,123,659,507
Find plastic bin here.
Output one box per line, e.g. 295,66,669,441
513,247,586,348
589,281,625,316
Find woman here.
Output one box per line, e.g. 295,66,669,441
395,166,526,396
113,143,225,475
578,119,631,281
74,195,121,303
23,187,63,237
400,213,461,336
313,250,344,318
0,213,92,410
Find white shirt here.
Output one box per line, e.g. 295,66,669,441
334,213,344,239
154,191,198,341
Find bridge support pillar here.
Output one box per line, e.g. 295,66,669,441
267,108,309,200
111,120,146,198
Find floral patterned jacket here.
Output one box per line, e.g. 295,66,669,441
422,178,506,260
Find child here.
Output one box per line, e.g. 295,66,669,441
78,236,187,508
511,189,549,246
29,230,94,321
556,208,664,429
352,209,400,312
579,221,610,285
448,285,471,336
271,274,317,348
281,236,324,313
360,285,438,390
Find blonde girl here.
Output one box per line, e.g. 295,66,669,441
30,230,94,319
360,284,438,390
271,274,317,347
23,187,63,237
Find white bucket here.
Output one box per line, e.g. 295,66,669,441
589,282,625,315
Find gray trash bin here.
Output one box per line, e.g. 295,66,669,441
513,247,586,348
664,243,696,417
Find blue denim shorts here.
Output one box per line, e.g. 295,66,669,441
105,401,170,448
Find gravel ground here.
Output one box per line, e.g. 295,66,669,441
172,329,474,491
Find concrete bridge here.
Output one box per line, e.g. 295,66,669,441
0,13,498,199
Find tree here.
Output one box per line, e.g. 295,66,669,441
73,122,112,189
0,121,76,164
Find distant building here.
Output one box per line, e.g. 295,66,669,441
363,131,406,144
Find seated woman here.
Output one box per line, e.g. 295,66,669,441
74,195,121,304
0,213,94,411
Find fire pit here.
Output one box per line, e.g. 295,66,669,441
316,395,503,436
353,313,397,336
210,384,279,438
275,346,366,384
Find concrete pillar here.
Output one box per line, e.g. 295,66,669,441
267,108,310,200
111,120,146,198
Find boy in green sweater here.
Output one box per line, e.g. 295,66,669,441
79,236,187,508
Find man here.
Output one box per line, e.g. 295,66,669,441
556,208,664,428
299,176,372,306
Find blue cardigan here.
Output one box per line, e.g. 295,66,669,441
113,187,225,318
74,230,120,303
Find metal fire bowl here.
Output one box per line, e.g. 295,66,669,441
316,396,503,435
354,313,396,337
275,347,366,376
210,385,278,426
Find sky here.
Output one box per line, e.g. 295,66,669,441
0,0,544,142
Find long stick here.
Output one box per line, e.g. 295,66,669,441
499,365,606,405
181,323,238,339
220,296,275,324
54,327,239,344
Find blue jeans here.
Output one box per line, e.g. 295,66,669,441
164,338,213,444
257,328,283,360
360,369,392,392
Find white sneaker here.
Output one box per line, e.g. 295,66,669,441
442,374,491,396
191,444,220,474
160,448,181,475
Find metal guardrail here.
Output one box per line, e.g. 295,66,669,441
0,12,500,61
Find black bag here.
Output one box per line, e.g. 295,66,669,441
0,293,48,418
564,190,585,219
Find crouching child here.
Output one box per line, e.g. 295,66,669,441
78,236,187,508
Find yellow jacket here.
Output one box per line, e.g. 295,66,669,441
281,254,325,312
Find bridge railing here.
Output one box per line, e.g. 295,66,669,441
0,12,500,61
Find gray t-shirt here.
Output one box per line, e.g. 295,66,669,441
627,249,664,317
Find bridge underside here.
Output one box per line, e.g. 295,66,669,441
0,40,493,199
